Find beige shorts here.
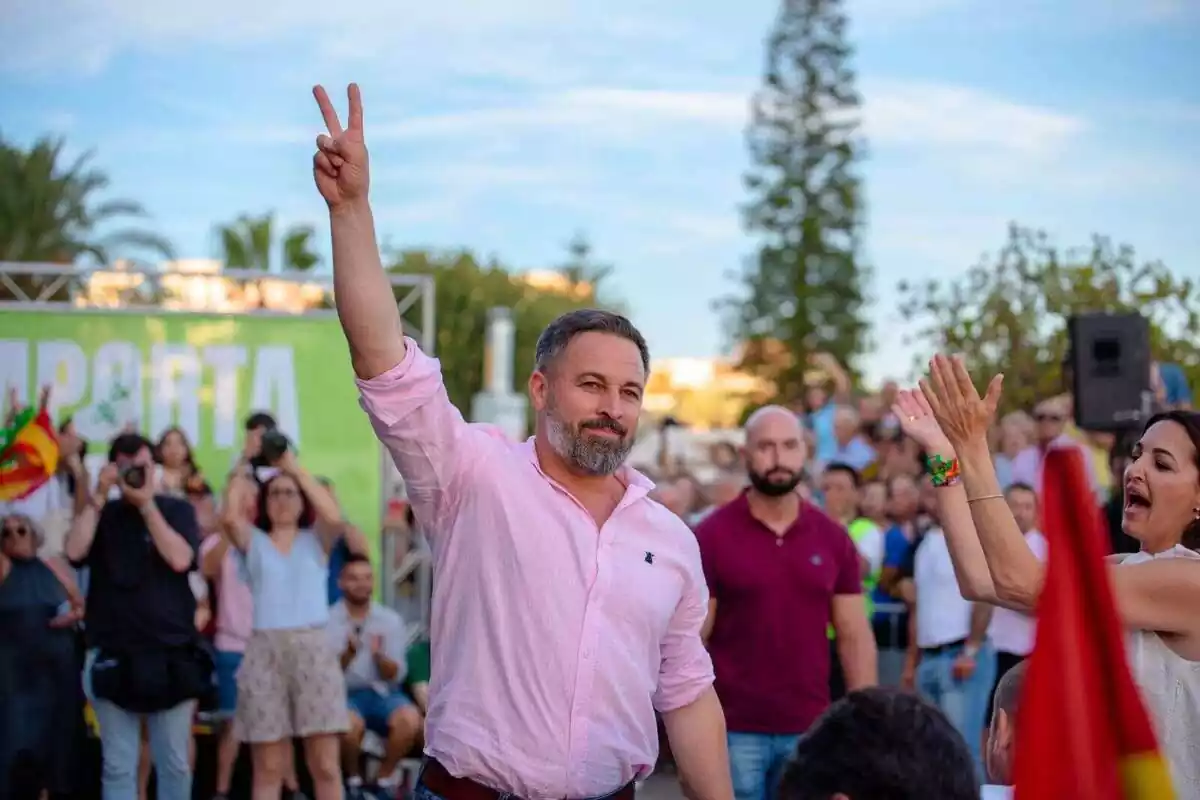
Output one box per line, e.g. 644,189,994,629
235,627,349,743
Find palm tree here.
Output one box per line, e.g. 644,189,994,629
0,134,174,299
216,212,320,272
216,212,322,310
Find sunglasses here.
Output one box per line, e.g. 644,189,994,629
1,524,29,539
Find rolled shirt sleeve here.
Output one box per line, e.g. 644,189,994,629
653,535,716,712
356,337,476,530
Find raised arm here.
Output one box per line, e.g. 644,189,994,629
892,389,1007,607
64,463,119,565
278,453,342,529
311,83,479,531
919,356,1046,611
920,355,1200,640
311,83,405,380
220,473,258,552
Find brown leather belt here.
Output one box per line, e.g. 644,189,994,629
419,758,637,800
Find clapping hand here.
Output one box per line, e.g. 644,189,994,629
312,84,369,209
892,389,954,459
918,355,1003,451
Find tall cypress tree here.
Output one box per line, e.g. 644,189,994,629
722,0,870,398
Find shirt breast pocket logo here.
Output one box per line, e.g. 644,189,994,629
606,552,682,638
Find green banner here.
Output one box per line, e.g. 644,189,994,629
0,310,380,554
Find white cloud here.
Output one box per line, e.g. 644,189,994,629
861,80,1085,155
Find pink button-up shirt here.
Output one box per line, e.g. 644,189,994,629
356,338,714,799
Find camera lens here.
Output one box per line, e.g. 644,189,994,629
122,465,146,489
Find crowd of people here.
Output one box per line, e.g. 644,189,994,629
0,407,429,800
4,79,1198,800
642,350,1195,797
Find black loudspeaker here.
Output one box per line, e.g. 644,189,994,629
1067,312,1153,431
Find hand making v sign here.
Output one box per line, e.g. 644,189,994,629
312,83,369,209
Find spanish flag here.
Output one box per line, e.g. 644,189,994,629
1013,447,1174,799
0,407,60,502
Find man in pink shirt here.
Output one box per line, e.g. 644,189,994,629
309,84,733,800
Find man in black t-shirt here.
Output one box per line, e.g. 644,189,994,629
64,433,203,800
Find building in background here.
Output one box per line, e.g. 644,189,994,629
644,356,770,430
81,259,328,312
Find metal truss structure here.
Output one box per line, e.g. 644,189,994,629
0,261,436,640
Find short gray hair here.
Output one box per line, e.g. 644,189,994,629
534,309,650,375
1,512,45,550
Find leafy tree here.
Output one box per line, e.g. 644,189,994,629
0,134,173,300
720,0,870,401
898,223,1200,413
386,248,614,419
215,212,320,272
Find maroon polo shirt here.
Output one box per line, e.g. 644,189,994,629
695,492,861,734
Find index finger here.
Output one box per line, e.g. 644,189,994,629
347,83,363,132
312,85,344,136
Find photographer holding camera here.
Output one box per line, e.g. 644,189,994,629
64,432,207,800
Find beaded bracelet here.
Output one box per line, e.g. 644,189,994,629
926,454,962,487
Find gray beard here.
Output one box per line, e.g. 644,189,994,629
545,408,631,477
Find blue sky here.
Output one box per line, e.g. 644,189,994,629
3,0,1198,385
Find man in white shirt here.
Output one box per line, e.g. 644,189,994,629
982,659,1027,799
986,483,1045,722
901,524,996,779
327,553,423,795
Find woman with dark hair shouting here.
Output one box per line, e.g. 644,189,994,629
221,448,369,800
894,354,1200,793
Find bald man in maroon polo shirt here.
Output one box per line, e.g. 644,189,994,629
696,406,878,800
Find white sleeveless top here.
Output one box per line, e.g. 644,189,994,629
1121,546,1200,796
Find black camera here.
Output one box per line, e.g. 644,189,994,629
120,464,147,490
259,429,290,465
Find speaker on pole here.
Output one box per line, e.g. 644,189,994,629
1067,312,1153,431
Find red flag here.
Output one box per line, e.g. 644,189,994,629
1014,447,1174,799
0,408,59,501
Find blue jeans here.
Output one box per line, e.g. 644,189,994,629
84,649,195,800
214,649,244,714
348,686,414,736
727,732,801,800
916,640,996,780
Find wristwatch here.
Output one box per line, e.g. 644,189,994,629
139,500,157,516
963,643,980,659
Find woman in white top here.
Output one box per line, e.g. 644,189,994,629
894,355,1200,795
222,449,369,800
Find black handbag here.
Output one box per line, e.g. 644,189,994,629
91,640,215,713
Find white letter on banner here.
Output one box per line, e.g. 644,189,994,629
149,344,201,442
0,341,29,405
82,341,143,441
203,345,247,449
36,341,88,419
250,346,300,446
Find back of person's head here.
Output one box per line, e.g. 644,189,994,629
779,687,977,800
987,659,1027,786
